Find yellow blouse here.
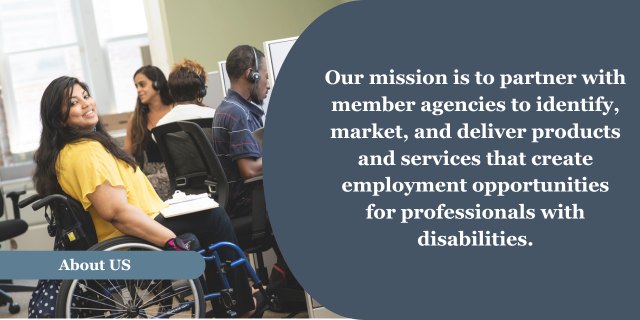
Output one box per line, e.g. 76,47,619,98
57,139,168,242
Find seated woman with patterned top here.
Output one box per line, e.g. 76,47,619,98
125,65,174,201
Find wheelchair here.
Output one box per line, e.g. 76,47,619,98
20,193,275,318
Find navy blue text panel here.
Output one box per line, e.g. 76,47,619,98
265,0,639,319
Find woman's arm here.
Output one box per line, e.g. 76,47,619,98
123,115,134,155
87,180,175,247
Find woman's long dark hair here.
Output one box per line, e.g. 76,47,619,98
33,76,137,197
130,65,173,156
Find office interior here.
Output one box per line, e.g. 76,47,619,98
0,0,350,318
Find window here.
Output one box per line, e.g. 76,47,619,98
0,0,148,154
92,0,149,113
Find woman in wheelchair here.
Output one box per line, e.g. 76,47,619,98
28,76,263,318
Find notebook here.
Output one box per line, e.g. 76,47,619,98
161,193,219,218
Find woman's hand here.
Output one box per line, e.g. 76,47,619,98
87,180,175,247
164,233,201,251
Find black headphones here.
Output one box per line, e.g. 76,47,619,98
189,67,207,98
247,47,261,83
151,66,161,91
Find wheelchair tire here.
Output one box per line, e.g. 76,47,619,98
55,236,206,318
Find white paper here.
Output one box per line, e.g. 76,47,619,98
161,193,219,218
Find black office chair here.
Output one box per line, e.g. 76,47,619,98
152,119,274,280
249,127,307,311
0,190,36,314
154,120,307,312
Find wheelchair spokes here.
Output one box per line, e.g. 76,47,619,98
61,278,203,318
24,190,276,319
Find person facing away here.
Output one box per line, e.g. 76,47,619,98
212,45,270,216
154,58,216,128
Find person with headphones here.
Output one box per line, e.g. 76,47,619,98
212,45,270,216
155,58,216,128
125,66,174,200
214,45,303,299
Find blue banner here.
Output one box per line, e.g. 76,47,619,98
0,251,205,279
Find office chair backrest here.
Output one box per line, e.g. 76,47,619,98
0,190,4,219
152,118,229,210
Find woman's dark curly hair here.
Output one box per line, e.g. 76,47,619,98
33,76,137,198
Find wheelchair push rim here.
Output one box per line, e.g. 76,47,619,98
60,242,204,318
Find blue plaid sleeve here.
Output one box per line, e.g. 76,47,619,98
229,111,262,161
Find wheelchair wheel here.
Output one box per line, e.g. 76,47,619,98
55,236,206,318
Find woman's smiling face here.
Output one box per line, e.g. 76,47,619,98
63,83,98,131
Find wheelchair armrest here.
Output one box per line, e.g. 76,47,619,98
18,194,41,208
32,194,70,211
244,175,263,184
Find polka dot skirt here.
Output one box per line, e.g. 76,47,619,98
27,239,97,318
27,280,64,318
